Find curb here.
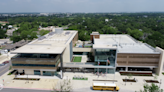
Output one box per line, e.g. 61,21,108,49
3,86,53,91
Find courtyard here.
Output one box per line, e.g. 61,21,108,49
0,71,164,92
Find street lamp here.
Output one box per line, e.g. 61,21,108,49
125,77,127,86
97,57,99,76
4,50,9,59
159,79,162,88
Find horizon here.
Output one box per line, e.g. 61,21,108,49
0,0,164,13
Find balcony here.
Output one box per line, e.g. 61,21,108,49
11,54,60,66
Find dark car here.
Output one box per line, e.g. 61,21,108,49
2,61,9,64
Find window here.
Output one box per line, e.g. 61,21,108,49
34,70,41,75
12,64,55,67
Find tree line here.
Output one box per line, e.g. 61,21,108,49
0,13,164,48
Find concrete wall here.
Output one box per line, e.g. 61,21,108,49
62,44,71,62
73,48,92,52
24,69,34,75
73,32,78,47
156,47,164,75
17,69,23,73
117,53,160,67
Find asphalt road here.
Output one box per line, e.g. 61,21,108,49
0,88,52,92
1,88,130,92
0,63,10,76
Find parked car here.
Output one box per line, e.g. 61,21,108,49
2,61,9,64
0,63,5,66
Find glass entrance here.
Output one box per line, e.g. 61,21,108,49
34,70,41,75
43,71,55,76
94,68,115,74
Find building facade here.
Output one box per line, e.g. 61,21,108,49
11,29,78,78
10,31,164,78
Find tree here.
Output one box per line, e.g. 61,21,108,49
39,30,49,36
53,79,72,92
127,74,133,79
139,83,163,92
0,29,7,39
128,29,143,40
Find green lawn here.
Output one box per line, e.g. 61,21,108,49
73,57,82,62
73,77,88,80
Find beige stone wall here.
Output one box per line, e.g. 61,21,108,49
155,47,164,75
17,69,23,73
62,44,71,63
73,48,92,52
25,69,34,75
73,32,78,47
117,53,160,66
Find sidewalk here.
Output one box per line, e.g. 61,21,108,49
64,72,164,92
0,53,16,64
15,75,61,79
0,72,59,90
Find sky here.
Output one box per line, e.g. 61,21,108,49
0,0,164,13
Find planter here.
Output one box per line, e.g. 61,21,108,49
123,79,136,82
145,80,159,83
14,78,40,81
73,77,88,80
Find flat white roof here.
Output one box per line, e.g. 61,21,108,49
93,82,116,87
94,34,160,54
11,30,77,54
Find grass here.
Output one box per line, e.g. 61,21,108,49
73,78,88,80
84,46,92,48
73,57,82,62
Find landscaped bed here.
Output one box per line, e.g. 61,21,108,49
145,80,159,83
73,57,82,62
8,70,17,75
120,72,152,76
123,79,137,82
14,78,40,81
73,77,88,80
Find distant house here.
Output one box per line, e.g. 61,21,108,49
8,25,13,29
0,39,11,48
6,29,15,36
105,19,109,22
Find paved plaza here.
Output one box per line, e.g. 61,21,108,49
0,54,164,92
0,71,164,92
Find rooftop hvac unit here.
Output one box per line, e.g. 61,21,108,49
38,36,46,40
55,28,63,34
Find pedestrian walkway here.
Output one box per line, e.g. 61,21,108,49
16,75,60,79
0,53,16,64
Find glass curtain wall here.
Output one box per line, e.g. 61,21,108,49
95,49,116,67
94,68,115,74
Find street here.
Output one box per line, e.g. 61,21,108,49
0,88,51,92
0,64,10,77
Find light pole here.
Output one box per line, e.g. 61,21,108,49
125,77,127,86
4,50,9,59
97,57,99,76
159,79,162,88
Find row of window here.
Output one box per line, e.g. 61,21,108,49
118,56,159,58
12,64,56,67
